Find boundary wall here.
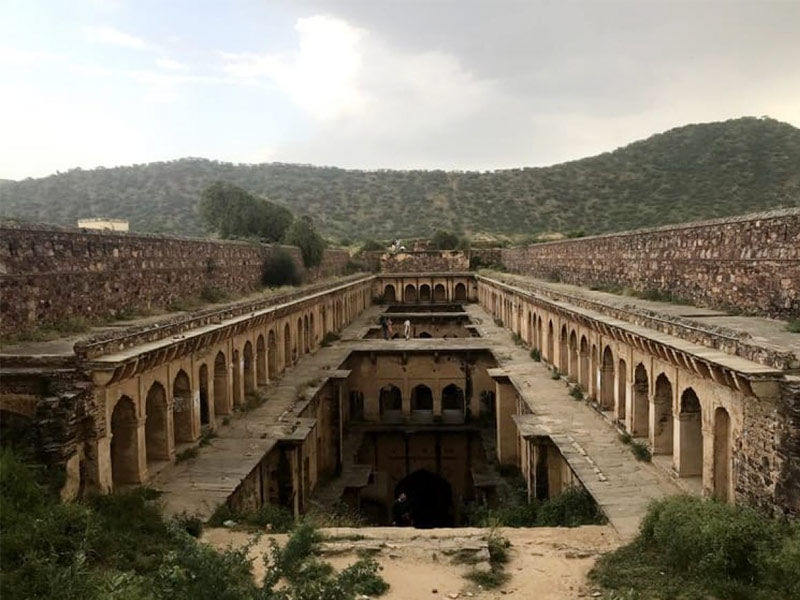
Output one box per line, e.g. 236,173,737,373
0,223,350,333
480,209,800,319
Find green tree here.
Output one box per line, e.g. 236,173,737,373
283,216,326,268
431,230,461,250
199,181,293,242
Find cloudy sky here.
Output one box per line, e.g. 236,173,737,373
2,0,799,180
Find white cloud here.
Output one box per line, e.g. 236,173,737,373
85,26,149,49
156,57,188,71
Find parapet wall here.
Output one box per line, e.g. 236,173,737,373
0,223,350,332
495,209,800,319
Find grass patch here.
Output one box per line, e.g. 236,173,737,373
570,385,584,400
494,317,504,327
530,348,541,361
618,432,633,445
320,331,341,347
551,368,561,380
207,502,295,532
630,441,652,462
589,496,800,600
175,446,199,462
510,332,525,346
464,568,510,589
787,319,800,333
199,286,230,303
199,430,217,447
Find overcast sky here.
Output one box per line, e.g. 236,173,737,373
2,0,799,180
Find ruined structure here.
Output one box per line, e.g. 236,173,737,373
1,209,797,537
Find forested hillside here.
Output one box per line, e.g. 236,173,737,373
2,117,798,240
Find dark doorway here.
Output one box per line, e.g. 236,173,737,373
394,469,454,528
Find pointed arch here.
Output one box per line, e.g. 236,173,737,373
653,374,674,455
256,335,267,386
678,388,702,477
267,330,277,378
633,364,649,436
617,358,627,423
213,351,229,415
145,382,169,464
600,346,614,410
172,369,193,443
454,282,467,301
110,396,140,486
198,364,210,426
243,341,255,394
713,407,731,502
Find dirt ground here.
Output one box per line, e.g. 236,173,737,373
203,524,621,599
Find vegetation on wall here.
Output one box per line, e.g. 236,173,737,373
261,249,302,287
283,216,327,268
2,117,798,239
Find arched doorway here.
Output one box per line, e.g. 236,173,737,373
256,335,267,386
617,358,627,423
145,382,169,463
111,396,140,486
283,323,292,368
309,313,315,349
232,349,242,407
633,364,649,436
569,331,578,381
713,407,731,502
653,374,674,455
394,470,454,528
441,384,465,423
454,282,467,301
243,341,255,394
559,325,569,373
379,385,402,421
303,315,310,353
172,370,193,443
198,364,210,426
410,384,433,421
579,336,590,390
213,351,228,415
678,388,702,477
600,347,614,410
547,321,554,362
433,284,447,302
321,306,327,335
296,318,303,356
404,284,417,303
268,330,277,378
419,284,432,302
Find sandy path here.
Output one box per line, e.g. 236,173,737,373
203,525,620,599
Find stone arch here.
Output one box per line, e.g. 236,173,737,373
110,395,140,486
441,383,465,411
419,284,432,302
411,384,433,412
267,330,278,378
454,282,467,301
713,407,731,502
617,358,627,423
600,346,614,411
633,363,649,436
434,283,447,302
283,323,291,367
145,382,169,463
172,369,193,443
303,315,310,353
653,373,674,455
379,384,402,417
394,469,454,528
579,336,590,389
309,313,315,349
296,317,303,356
559,325,569,373
404,284,417,303
678,388,702,477
568,331,578,381
419,331,432,338
232,348,242,407
213,351,229,416
256,335,267,386
243,341,255,394
548,321,555,362
321,306,328,335
198,364,210,426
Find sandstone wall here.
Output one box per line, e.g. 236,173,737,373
365,250,470,272
0,223,350,332
497,209,800,319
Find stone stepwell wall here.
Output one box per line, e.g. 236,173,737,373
0,223,351,333
496,209,800,319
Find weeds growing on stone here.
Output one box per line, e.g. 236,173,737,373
321,331,341,347
530,348,541,361
208,502,295,532
618,432,633,445
630,441,652,462
787,319,800,333
176,446,199,462
590,496,800,600
570,385,584,400
551,368,561,380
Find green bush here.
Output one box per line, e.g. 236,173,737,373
530,348,541,362
262,249,302,287
207,502,295,532
551,368,561,380
591,496,800,599
569,385,584,400
359,239,385,252
630,441,652,462
787,319,800,333
535,488,606,527
283,215,326,268
200,287,229,303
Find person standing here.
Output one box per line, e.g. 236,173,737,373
387,318,394,339
380,316,388,340
404,319,411,340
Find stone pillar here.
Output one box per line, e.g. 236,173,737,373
495,380,518,466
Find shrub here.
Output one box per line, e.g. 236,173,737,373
320,331,341,347
207,502,294,532
530,348,541,361
570,385,584,400
551,368,561,380
787,319,800,333
200,286,229,303
630,441,651,462
535,488,606,527
262,249,302,287
431,229,461,250
360,239,385,252
618,432,633,445
176,446,199,462
175,512,204,538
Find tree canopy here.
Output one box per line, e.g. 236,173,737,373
283,216,326,268
199,182,293,242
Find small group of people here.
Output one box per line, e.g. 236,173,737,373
379,316,412,340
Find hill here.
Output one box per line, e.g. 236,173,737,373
1,117,798,240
